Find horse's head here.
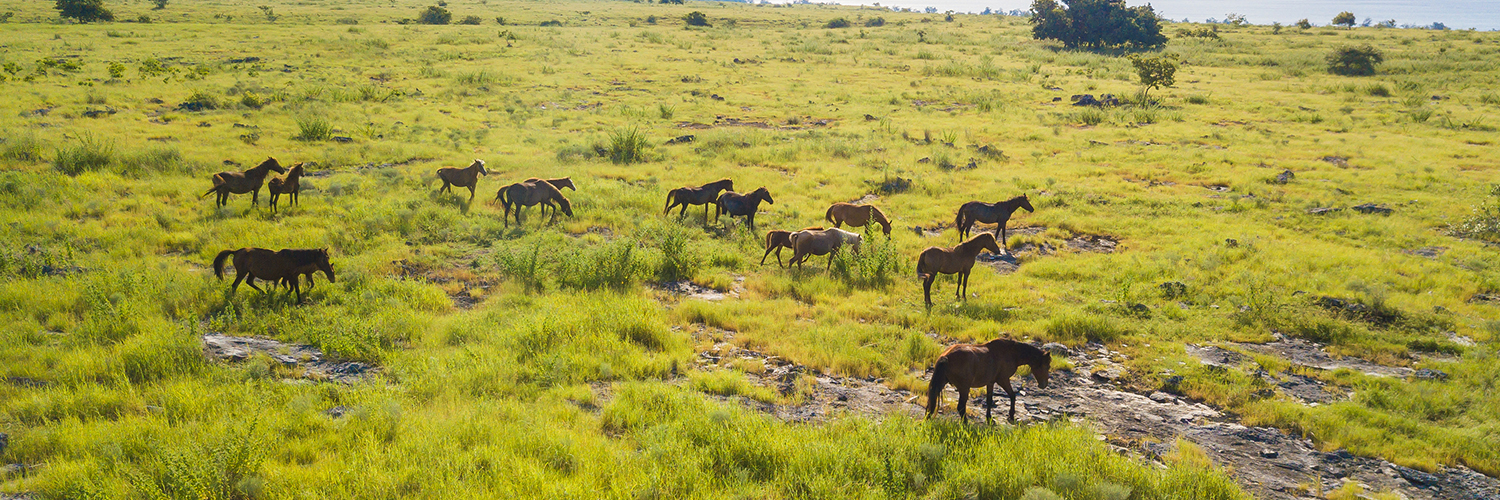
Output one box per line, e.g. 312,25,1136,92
753,187,773,204
973,233,1002,254
838,229,864,253
1019,194,1035,213
288,163,305,176
471,159,487,175
555,177,576,191
715,178,734,192
557,197,575,218
1031,351,1052,389
315,248,336,284
257,157,287,174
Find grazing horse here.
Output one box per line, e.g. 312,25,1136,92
436,159,488,201
925,338,1052,424
916,233,1001,309
525,177,575,218
788,227,863,270
664,179,734,222
267,163,306,213
213,247,335,304
955,195,1035,247
761,227,824,267
715,187,774,230
825,202,892,237
200,157,287,208
498,180,574,227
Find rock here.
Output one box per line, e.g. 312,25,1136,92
1051,97,1062,102
1090,365,1124,382
1307,207,1340,215
324,406,351,418
1393,465,1441,487
226,56,262,64
1351,203,1392,215
196,121,212,127
1411,368,1449,381
332,136,354,143
1321,156,1351,168
1148,391,1175,404
1328,449,1355,461
1260,449,1279,459
665,134,695,144
1041,342,1074,357
710,93,724,101
863,114,878,121
917,157,931,163
82,107,117,118
1161,375,1185,393
1274,170,1294,184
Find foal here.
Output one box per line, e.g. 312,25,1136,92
201,157,287,208
268,163,306,213
761,227,824,267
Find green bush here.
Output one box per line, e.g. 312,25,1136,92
417,5,451,25
458,15,482,25
55,0,114,23
605,126,652,165
53,133,116,176
825,17,850,29
294,115,332,141
682,11,709,27
1327,46,1384,76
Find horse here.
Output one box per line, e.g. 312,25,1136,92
788,227,863,270
267,163,306,213
925,338,1052,424
715,187,774,231
761,227,824,267
916,233,1001,309
497,180,573,227
213,248,335,304
825,202,892,237
525,177,575,218
436,159,488,201
200,157,287,208
664,179,734,222
955,195,1034,247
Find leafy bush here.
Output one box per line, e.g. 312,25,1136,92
864,17,885,27
682,11,710,27
1128,54,1178,101
1449,184,1500,244
1296,18,1312,29
53,133,116,176
1029,0,1165,49
1332,11,1356,27
1327,46,1384,76
825,17,850,29
55,0,114,22
417,5,451,25
605,126,652,165
294,115,332,141
641,222,700,282
557,239,648,291
458,15,482,25
830,236,902,289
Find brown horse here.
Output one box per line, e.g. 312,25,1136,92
916,233,1001,309
213,248,335,303
664,178,734,222
761,227,824,267
788,227,863,270
436,159,488,201
497,180,574,227
525,177,575,218
955,195,1034,247
925,338,1052,424
267,163,305,213
825,202,892,237
200,157,287,208
714,187,774,231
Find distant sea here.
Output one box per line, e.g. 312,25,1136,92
812,0,1500,30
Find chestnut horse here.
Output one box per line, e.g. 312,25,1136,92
926,338,1052,424
916,233,1001,309
498,180,573,226
213,248,335,304
267,163,305,213
436,159,488,201
825,202,892,237
715,187,774,230
788,227,863,270
200,157,287,208
664,178,734,222
955,195,1034,247
761,227,823,267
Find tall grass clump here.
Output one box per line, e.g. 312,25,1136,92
294,115,332,141
1448,184,1500,244
605,126,652,165
2,132,44,163
831,236,902,288
641,222,701,282
53,133,117,176
123,424,265,500
1044,312,1125,343
118,146,184,176
557,239,649,291
497,237,551,293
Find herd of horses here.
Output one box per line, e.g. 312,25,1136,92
200,158,1050,423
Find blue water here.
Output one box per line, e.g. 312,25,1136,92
818,0,1500,30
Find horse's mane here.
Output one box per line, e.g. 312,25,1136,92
1004,195,1029,204
280,248,328,266
705,178,733,189
989,338,1049,363
253,157,281,171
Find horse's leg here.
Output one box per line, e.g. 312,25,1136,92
747,214,755,232
252,188,259,206
985,383,996,425
955,385,970,423
1001,225,1009,251
923,275,935,309
467,185,476,201
230,269,247,294
1000,379,1017,424
245,274,265,293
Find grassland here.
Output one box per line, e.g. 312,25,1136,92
1,0,1498,497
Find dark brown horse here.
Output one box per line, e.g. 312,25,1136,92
955,195,1034,247
267,163,305,213
525,177,575,218
761,227,823,267
714,187,774,230
200,157,287,208
926,338,1052,424
497,180,573,227
436,159,488,201
213,248,335,303
664,178,734,222
916,233,1001,309
826,202,892,237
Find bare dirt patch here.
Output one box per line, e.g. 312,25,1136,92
202,334,379,384
391,258,492,309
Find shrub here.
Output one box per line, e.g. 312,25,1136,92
53,133,116,176
1029,0,1165,49
1296,18,1312,29
864,17,885,27
55,0,114,23
682,11,710,27
1327,45,1384,76
538,20,562,27
239,91,266,109
2,133,44,163
458,15,481,25
825,17,850,29
294,116,332,141
417,5,451,25
151,0,166,9
642,222,700,282
605,127,651,165
177,90,220,111
1448,184,1500,244
1332,11,1356,27
1127,54,1177,101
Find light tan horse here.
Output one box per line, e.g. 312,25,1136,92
267,162,305,213
761,227,824,267
788,227,863,270
200,157,287,207
925,338,1051,424
825,202,892,237
497,180,573,226
916,233,1001,309
436,159,488,201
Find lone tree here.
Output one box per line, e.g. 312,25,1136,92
1332,11,1356,27
56,0,114,22
1327,45,1383,75
1128,53,1178,102
1029,0,1166,49
682,11,709,27
417,5,451,25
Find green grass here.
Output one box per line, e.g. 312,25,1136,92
1,0,1499,496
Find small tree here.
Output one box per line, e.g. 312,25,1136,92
1327,45,1383,76
1332,11,1356,28
825,17,850,29
1295,18,1312,29
55,0,114,23
1128,53,1178,102
682,11,709,27
1029,0,1166,49
418,5,451,25
151,0,166,10
458,15,481,25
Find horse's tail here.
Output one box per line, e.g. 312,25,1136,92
212,249,235,280
662,190,675,215
825,205,837,224
954,207,965,230
498,185,509,205
915,252,930,280
765,231,777,250
200,176,221,198
926,356,950,418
